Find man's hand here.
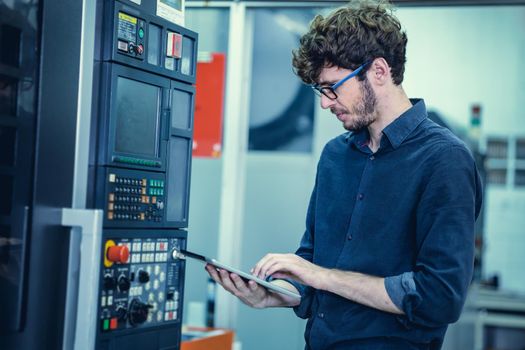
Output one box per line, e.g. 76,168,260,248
252,253,327,289
205,264,299,309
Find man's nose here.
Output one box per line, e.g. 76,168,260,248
320,94,335,109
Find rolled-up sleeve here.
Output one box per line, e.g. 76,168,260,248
398,145,482,328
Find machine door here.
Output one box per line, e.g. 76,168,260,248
0,0,94,349
0,0,40,334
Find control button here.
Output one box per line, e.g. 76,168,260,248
156,201,164,210
101,296,107,307
107,295,113,306
102,319,109,331
107,245,130,264
138,269,150,284
116,305,127,321
166,32,182,58
104,274,116,290
110,317,118,330
117,275,131,292
137,44,144,55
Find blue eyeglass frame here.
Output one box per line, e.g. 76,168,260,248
311,61,371,100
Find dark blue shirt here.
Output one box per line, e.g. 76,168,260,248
290,99,482,350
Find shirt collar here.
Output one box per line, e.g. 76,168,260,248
382,99,427,149
345,98,427,150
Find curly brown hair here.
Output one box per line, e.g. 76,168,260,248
292,0,407,85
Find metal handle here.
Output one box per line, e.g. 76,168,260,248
61,208,103,350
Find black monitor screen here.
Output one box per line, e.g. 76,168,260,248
115,77,160,157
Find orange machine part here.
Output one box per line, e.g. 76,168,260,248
181,328,234,350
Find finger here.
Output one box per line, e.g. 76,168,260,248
252,254,273,279
230,273,251,294
217,269,241,295
255,254,285,279
259,256,291,279
248,280,258,291
206,264,222,283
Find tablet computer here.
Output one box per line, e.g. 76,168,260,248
175,249,301,299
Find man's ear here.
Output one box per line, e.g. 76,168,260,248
367,57,392,86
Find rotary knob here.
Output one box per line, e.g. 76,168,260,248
117,275,131,292
107,245,130,264
128,299,152,326
138,269,150,284
103,274,116,290
116,305,128,322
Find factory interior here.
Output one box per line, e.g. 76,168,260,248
1,0,525,349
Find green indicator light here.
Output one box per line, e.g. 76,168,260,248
138,28,144,39
103,319,109,330
150,179,154,186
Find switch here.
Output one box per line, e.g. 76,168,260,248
110,317,118,330
138,269,150,284
103,274,116,290
166,32,182,58
117,275,131,292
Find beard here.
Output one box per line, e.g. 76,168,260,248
331,77,378,132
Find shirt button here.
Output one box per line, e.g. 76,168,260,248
358,193,364,200
347,235,353,240
369,155,375,160
318,312,325,319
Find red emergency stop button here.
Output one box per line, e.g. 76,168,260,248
107,245,130,264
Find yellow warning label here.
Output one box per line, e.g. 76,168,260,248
119,12,137,24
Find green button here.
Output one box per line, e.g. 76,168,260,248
138,28,144,39
150,179,154,186
103,319,109,331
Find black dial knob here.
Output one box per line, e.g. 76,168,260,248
103,274,116,290
128,299,152,326
138,270,150,284
116,305,128,322
117,275,130,292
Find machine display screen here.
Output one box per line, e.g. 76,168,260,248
114,77,160,158
160,0,182,11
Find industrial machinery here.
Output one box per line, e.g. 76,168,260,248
0,0,197,349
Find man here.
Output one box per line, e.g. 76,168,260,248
206,1,483,349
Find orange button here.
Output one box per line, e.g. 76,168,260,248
107,245,130,264
110,317,118,330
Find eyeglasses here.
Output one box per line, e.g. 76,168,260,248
311,61,370,100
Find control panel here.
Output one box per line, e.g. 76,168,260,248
98,233,185,334
99,168,166,227
116,12,146,60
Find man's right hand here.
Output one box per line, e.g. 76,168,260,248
205,264,300,309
